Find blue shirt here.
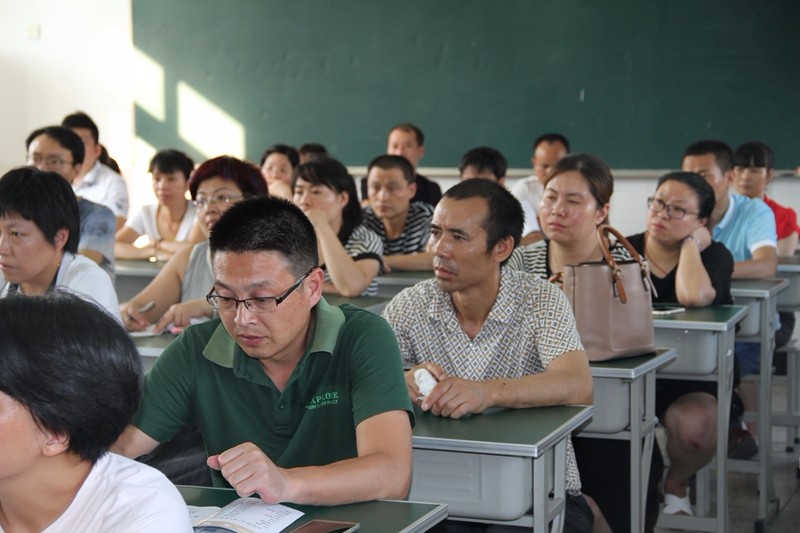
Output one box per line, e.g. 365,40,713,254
78,197,116,279
712,193,777,261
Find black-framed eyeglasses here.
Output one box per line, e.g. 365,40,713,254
646,197,698,220
206,268,314,313
26,154,73,169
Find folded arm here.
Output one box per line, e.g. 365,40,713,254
732,245,777,279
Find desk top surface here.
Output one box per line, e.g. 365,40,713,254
589,347,677,379
730,277,790,298
652,304,748,331
377,270,434,285
179,486,447,533
116,258,165,276
412,404,592,458
778,256,800,272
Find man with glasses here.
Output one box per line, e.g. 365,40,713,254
25,126,116,279
682,140,777,460
114,196,414,505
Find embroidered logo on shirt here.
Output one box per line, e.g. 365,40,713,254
305,391,340,410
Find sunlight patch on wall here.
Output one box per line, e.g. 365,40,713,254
177,81,245,159
134,48,165,122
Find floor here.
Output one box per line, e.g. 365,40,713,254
655,377,800,533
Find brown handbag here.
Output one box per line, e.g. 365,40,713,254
557,224,656,361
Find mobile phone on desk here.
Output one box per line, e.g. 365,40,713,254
652,305,685,316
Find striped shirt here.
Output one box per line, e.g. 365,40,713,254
363,202,433,255
323,225,383,296
506,239,633,279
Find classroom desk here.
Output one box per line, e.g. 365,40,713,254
653,305,748,533
729,278,789,530
579,348,677,533
115,258,165,302
178,485,447,532
777,256,800,310
410,405,593,532
376,270,433,297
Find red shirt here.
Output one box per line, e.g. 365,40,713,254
764,195,800,239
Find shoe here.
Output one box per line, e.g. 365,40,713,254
728,426,758,459
663,489,694,515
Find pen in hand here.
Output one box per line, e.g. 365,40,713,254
138,301,156,314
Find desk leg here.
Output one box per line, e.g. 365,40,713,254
755,304,777,526
533,439,566,533
630,373,655,533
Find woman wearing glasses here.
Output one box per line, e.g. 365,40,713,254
292,158,382,297
115,149,203,261
627,171,734,516
120,156,268,333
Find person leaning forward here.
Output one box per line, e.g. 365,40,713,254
114,196,413,505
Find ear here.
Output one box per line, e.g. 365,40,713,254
595,203,610,225
304,267,324,307
93,143,102,159
41,431,70,457
724,169,734,185
766,168,774,185
498,176,506,187
337,190,349,210
418,144,426,160
53,228,69,251
493,235,515,264
697,216,710,229
407,180,417,198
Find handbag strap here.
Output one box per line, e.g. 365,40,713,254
595,224,650,305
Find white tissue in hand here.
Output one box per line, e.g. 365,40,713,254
414,368,437,397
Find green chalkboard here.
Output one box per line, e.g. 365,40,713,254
133,1,800,169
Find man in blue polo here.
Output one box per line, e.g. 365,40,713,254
115,197,413,505
682,139,777,459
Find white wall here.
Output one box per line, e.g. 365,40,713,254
0,0,135,187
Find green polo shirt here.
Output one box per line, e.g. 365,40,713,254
132,298,413,488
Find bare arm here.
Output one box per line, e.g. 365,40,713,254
119,247,191,331
778,233,799,257
207,410,413,504
115,215,126,232
79,248,106,266
732,245,778,279
112,425,161,458
420,350,593,419
309,210,380,297
675,228,717,307
383,251,433,272
520,231,544,246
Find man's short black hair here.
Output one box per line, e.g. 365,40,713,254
0,291,143,463
459,146,508,180
259,144,300,167
26,126,85,166
209,196,318,277
148,149,195,180
533,133,570,153
388,123,425,146
684,140,734,173
734,141,774,169
62,111,100,143
0,167,81,254
367,154,415,184
298,143,328,160
442,178,523,265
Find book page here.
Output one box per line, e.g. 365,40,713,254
193,497,304,533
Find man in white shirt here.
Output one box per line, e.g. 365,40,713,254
63,111,129,229
510,133,570,244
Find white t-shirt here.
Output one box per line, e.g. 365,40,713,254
73,161,129,219
0,453,192,532
127,201,197,243
510,175,543,236
0,252,120,322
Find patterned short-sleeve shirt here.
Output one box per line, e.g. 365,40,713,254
383,267,585,494
363,201,433,255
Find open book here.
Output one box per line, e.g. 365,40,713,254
190,497,303,532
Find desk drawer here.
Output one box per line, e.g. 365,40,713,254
584,378,629,433
734,298,761,337
655,329,718,374
409,450,532,520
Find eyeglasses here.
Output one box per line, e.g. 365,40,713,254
646,197,698,220
26,155,73,170
193,194,243,210
206,268,314,313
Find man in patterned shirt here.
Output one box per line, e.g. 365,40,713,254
383,178,596,531
363,155,434,272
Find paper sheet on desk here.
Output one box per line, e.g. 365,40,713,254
189,497,304,532
128,324,159,337
128,318,209,337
